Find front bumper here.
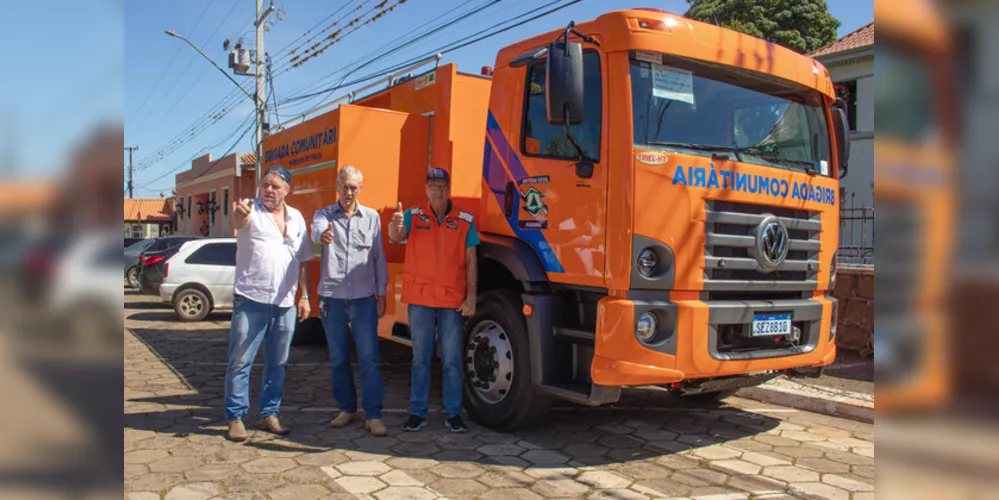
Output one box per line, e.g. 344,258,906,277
591,294,837,386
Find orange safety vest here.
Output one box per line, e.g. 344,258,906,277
401,202,475,309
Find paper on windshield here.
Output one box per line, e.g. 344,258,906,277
651,64,694,105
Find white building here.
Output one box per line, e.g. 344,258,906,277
812,23,875,264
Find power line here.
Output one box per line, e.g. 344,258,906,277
277,0,490,102
128,0,245,139
280,0,580,110
274,0,508,115
125,0,218,134
138,113,255,189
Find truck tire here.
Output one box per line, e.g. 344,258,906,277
462,289,550,431
174,288,211,322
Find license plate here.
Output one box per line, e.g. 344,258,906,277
751,313,792,337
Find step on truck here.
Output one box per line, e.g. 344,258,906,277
267,8,850,430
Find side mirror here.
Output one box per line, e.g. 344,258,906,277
545,40,584,125
831,105,851,178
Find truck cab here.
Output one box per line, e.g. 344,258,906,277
468,9,847,428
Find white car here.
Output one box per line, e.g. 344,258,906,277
160,238,236,321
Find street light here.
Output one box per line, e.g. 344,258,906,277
165,26,268,198
165,30,256,101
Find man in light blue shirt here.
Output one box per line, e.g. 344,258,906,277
311,165,388,437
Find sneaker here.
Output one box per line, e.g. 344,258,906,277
257,415,290,435
445,415,468,433
327,411,360,428
227,420,248,442
402,414,427,432
364,419,388,437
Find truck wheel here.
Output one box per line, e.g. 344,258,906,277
174,288,211,322
126,267,139,288
462,289,550,431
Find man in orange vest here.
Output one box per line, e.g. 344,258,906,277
388,168,479,433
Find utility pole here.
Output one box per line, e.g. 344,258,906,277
254,0,269,197
125,146,139,199
167,1,273,197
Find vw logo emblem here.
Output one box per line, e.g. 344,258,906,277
750,215,789,272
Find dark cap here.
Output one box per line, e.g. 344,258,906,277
426,168,451,183
264,165,292,186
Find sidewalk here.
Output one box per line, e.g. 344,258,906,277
737,351,875,423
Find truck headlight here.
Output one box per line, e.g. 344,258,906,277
637,249,658,277
829,251,838,290
636,312,657,342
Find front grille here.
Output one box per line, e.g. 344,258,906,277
704,200,820,292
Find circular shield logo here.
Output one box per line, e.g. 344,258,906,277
750,215,790,271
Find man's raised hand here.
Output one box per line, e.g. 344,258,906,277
320,221,335,245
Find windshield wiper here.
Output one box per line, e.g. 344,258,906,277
743,152,820,175
646,141,743,161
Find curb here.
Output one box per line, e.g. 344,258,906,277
736,376,874,423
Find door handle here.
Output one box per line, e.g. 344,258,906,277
504,182,516,218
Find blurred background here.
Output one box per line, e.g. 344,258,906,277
0,0,123,498
875,0,999,498
0,0,998,497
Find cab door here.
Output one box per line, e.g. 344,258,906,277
512,50,607,287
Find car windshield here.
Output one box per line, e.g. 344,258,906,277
631,52,832,175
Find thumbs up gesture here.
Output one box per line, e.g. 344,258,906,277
320,220,335,245
389,202,406,242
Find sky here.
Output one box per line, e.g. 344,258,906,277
117,0,874,198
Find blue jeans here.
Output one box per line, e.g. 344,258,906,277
408,305,464,419
321,297,384,419
224,294,296,422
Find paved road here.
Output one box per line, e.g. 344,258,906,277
124,290,874,500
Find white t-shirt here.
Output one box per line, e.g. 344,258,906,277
233,198,315,307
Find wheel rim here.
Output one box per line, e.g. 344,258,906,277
464,319,514,404
179,293,204,318
128,269,138,287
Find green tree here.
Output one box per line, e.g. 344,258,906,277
684,0,841,54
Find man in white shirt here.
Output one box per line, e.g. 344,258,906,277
225,165,315,442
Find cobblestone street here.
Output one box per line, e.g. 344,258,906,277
124,290,874,500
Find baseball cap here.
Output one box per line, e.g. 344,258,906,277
265,165,292,186
426,168,451,183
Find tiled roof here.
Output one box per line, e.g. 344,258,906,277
124,198,172,222
240,153,256,167
811,23,874,58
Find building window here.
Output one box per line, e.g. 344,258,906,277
187,196,192,218
223,189,229,216
521,51,602,161
210,191,217,227
834,80,858,132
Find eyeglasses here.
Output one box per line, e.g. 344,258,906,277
427,184,449,191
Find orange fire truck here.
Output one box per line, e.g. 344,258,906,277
265,8,850,429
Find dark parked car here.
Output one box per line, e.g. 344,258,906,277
124,238,157,288
124,237,144,248
133,236,199,292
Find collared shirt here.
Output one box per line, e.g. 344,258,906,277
233,199,315,308
401,200,480,247
311,201,388,300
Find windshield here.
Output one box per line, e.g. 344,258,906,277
874,44,938,143
631,53,832,175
